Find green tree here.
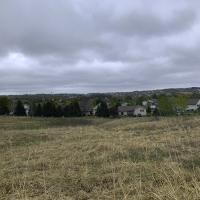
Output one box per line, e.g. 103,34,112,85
135,96,146,106
124,95,132,101
0,96,10,115
109,98,115,108
96,101,109,117
35,103,43,116
96,98,103,105
43,102,56,117
147,106,151,113
14,100,26,116
61,99,66,103
151,93,158,99
146,101,151,108
92,98,97,106
63,105,69,117
174,94,186,112
190,92,200,99
115,101,121,107
56,105,63,117
153,107,160,116
68,100,82,117
158,95,175,116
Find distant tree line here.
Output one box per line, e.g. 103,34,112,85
30,99,118,118
2,91,200,117
34,99,82,117
0,97,83,117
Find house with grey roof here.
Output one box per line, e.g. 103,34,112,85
78,101,93,116
186,99,200,111
118,106,146,116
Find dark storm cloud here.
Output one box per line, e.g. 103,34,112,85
0,0,200,94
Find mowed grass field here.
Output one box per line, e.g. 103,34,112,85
0,116,200,200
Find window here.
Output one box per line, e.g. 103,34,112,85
121,112,123,115
127,111,133,116
140,110,144,112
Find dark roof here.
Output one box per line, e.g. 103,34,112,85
78,101,93,112
118,105,145,112
186,99,200,105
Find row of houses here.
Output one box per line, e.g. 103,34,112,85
9,100,146,117
142,98,200,112
79,101,147,116
8,98,200,116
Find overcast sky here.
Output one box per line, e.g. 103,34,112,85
0,0,200,94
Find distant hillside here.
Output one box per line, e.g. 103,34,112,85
1,87,200,101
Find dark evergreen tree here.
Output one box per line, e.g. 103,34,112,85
35,103,43,116
0,105,9,115
43,102,54,117
147,106,151,113
153,107,160,116
96,98,103,105
56,105,63,117
52,104,57,117
115,101,121,107
14,100,26,116
0,96,10,115
63,105,70,117
96,101,110,117
68,100,82,117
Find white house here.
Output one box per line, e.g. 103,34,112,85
118,106,146,116
186,99,200,111
142,99,158,109
24,104,30,116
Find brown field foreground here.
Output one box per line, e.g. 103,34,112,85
0,116,200,200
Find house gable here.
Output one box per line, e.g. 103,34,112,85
118,106,146,116
78,101,93,116
186,99,200,111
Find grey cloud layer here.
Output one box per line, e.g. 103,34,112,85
0,0,200,94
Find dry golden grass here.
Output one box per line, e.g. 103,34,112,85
0,116,200,199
